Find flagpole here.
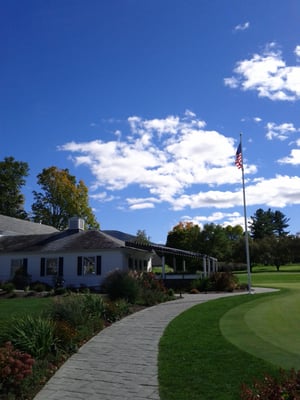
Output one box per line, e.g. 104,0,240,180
239,133,252,293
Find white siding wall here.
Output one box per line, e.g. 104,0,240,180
0,251,128,288
0,250,151,288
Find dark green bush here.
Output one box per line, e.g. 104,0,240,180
191,272,239,292
138,288,167,306
191,276,212,292
48,294,88,327
11,267,31,290
30,282,48,292
102,299,130,323
3,316,57,359
1,282,15,293
103,270,140,303
209,271,238,291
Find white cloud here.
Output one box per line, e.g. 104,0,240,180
89,192,116,202
224,43,300,101
129,202,155,210
234,22,250,31
278,149,300,165
59,112,300,215
295,45,300,58
253,117,262,123
266,122,298,140
170,175,300,210
59,112,254,210
180,212,248,231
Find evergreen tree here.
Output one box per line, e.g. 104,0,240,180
249,208,289,239
0,156,29,219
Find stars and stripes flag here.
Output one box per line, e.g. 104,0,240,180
235,142,242,169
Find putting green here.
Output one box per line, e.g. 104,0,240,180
220,288,300,370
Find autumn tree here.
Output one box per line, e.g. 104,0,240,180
166,222,201,252
0,156,29,219
31,166,99,230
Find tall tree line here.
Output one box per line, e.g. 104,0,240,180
166,209,299,272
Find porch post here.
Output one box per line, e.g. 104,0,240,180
203,256,207,278
162,255,166,279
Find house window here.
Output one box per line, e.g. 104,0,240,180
40,257,63,277
10,259,25,277
83,256,96,275
45,258,58,276
77,256,102,276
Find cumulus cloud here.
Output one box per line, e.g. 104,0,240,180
278,144,300,165
266,122,298,140
295,45,300,58
224,43,300,101
234,21,250,31
182,211,245,229
59,112,300,215
59,112,253,210
171,175,300,210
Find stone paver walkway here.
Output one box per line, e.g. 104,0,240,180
34,288,275,400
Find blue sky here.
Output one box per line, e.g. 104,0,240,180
1,0,300,243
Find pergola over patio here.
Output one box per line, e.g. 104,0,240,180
125,241,218,278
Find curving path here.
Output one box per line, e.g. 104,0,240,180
34,289,274,400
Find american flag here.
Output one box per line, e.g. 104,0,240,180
235,143,242,169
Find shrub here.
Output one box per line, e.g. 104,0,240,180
135,271,166,293
0,341,35,397
191,272,239,292
48,293,106,344
103,270,140,303
53,320,78,352
191,277,212,292
48,294,87,327
209,271,239,291
102,299,130,323
54,287,67,296
82,293,106,319
1,282,15,293
11,267,32,290
138,288,167,306
5,316,57,359
241,369,300,399
30,281,47,292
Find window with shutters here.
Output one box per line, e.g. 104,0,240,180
83,256,96,275
10,259,25,277
77,256,101,276
45,258,58,276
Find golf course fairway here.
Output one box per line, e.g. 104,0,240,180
220,286,300,370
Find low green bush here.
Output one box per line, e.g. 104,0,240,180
48,294,88,327
1,282,15,293
102,299,130,323
30,282,47,292
103,270,140,303
4,316,57,359
191,272,239,292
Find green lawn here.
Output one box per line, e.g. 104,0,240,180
158,271,300,400
0,297,51,327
